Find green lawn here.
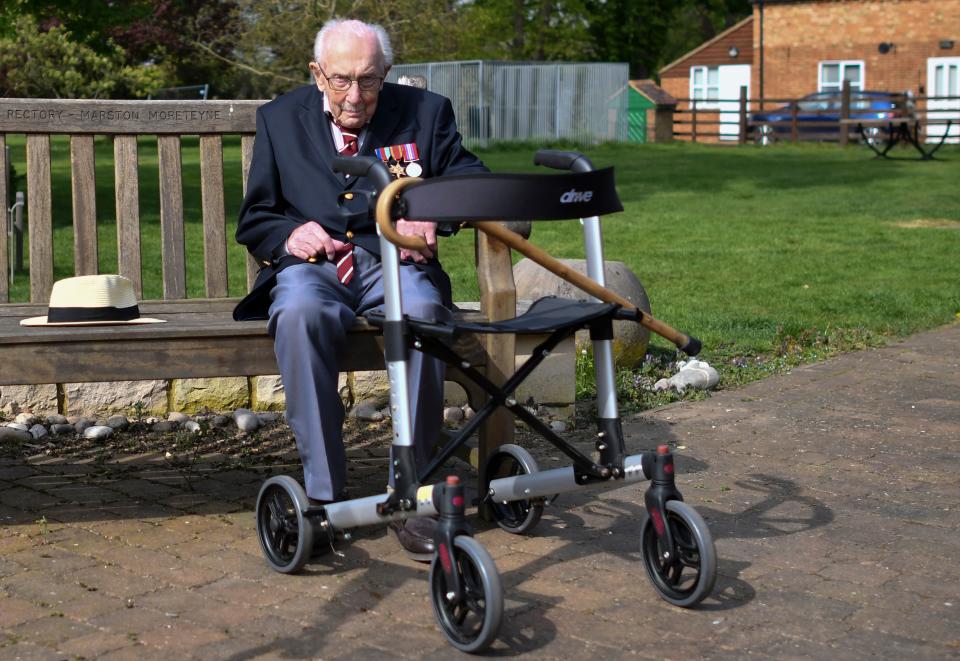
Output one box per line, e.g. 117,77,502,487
5,138,959,398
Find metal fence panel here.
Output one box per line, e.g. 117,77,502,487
388,61,628,146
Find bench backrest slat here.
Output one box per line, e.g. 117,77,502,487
241,134,258,291
157,135,186,299
200,135,229,298
26,135,53,303
114,135,142,297
0,99,262,134
0,134,8,303
70,135,98,276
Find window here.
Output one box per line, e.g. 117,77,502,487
819,61,864,93
690,66,719,106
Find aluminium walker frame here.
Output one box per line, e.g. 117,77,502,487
255,150,717,653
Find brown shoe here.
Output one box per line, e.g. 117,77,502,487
388,517,437,563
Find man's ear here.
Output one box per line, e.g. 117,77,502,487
308,61,325,90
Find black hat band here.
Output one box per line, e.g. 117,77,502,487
46,304,141,324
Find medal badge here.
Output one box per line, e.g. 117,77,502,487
374,143,422,179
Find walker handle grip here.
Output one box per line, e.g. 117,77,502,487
534,149,595,173
332,156,393,191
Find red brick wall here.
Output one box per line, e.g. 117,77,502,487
661,18,755,78
753,0,960,101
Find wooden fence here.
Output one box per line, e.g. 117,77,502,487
671,82,959,146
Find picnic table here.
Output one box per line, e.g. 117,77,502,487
841,117,953,160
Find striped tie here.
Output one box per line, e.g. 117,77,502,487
334,243,354,285
336,123,357,284
340,129,358,156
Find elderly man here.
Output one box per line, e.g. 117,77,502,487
234,19,487,560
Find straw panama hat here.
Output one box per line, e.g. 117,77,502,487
20,274,165,327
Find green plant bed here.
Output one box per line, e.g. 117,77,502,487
5,138,958,409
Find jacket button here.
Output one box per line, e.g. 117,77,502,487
344,193,354,200
346,231,354,239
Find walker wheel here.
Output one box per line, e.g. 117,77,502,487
639,500,717,607
483,444,544,534
429,535,503,653
255,476,315,574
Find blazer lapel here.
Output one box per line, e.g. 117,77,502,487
298,88,349,187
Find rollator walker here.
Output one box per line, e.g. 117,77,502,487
255,150,718,653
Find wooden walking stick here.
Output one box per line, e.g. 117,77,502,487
375,178,702,356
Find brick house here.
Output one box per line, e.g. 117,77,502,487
659,0,960,141
659,16,754,141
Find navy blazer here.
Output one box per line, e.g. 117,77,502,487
233,82,487,321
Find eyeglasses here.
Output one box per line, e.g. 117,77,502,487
316,64,383,92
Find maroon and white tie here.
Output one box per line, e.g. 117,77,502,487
340,129,358,156
334,244,354,285
335,124,357,284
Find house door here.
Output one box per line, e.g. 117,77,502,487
926,57,960,143
718,65,750,140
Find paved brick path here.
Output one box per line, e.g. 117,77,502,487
1,324,958,659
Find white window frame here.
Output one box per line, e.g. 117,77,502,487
818,60,865,93
689,65,720,108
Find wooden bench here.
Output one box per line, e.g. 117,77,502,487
0,98,516,461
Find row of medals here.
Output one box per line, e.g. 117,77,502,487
386,158,422,179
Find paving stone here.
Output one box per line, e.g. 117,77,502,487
4,544,100,575
197,577,291,609
69,564,163,601
8,615,99,649
0,642,65,660
135,619,230,651
0,595,49,628
54,630,137,658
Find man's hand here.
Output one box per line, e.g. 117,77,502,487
396,220,437,263
286,221,350,261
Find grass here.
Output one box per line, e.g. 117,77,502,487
5,137,959,408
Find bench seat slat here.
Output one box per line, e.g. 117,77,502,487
26,135,54,303
0,303,487,385
70,135,98,275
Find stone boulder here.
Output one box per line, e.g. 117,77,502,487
513,258,652,367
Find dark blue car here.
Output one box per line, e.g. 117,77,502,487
749,91,911,145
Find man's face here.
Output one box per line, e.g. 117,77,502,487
309,31,388,129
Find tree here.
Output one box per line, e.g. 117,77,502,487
586,0,675,78
659,0,752,71
455,0,594,61
0,15,165,98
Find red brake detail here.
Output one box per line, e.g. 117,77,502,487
439,542,452,574
452,495,464,507
651,508,666,536
657,444,670,455
446,475,460,486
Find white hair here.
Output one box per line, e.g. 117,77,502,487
314,19,394,70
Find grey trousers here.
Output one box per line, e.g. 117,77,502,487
267,247,449,501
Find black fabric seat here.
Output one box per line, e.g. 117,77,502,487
365,296,620,337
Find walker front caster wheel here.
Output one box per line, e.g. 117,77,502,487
639,500,717,607
429,536,503,653
256,475,315,574
483,444,545,534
